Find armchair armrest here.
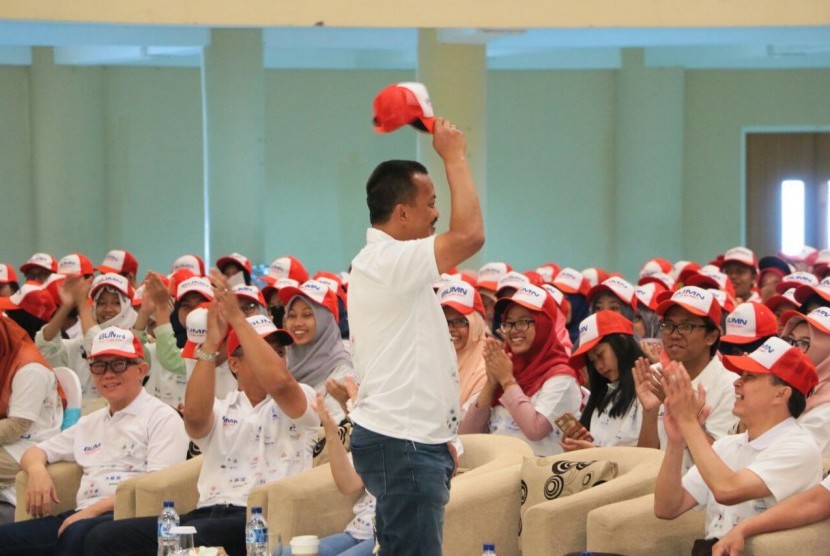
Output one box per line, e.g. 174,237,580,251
14,462,83,522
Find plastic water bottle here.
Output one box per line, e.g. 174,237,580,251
482,543,497,556
245,506,269,556
157,500,180,556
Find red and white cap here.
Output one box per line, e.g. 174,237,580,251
431,273,462,292
20,253,57,274
181,304,210,359
176,276,214,302
686,269,737,300
98,250,139,276
91,273,134,300
781,306,830,335
132,284,146,307
262,278,300,302
587,276,637,308
638,272,675,290
226,314,293,355
0,264,19,285
263,256,309,286
723,336,818,396
776,271,818,293
812,249,830,276
372,82,436,134
793,282,830,305
0,282,57,321
58,253,95,277
535,263,560,284
639,258,673,279
494,284,557,317
721,246,758,271
781,246,818,266
477,262,512,292
708,289,736,314
656,286,723,326
552,267,590,296
721,302,778,344
672,260,701,283
582,268,611,288
569,311,634,370
541,284,568,312
496,271,531,296
171,254,206,277
437,281,485,317
764,288,799,313
89,326,144,359
278,279,339,322
634,282,666,312
216,252,252,275
232,284,265,307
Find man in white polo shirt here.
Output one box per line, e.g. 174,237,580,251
654,337,822,555
87,273,318,556
0,326,188,556
348,117,484,555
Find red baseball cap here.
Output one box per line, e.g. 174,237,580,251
278,279,340,322
535,263,560,284
723,336,818,396
20,253,57,275
226,314,293,356
587,276,637,309
656,286,723,327
494,284,558,320
477,262,512,292
232,284,265,307
781,306,830,335
496,271,532,297
776,271,818,294
638,272,675,290
98,250,139,277
721,246,758,272
176,276,214,303
0,282,57,321
58,253,95,277
721,302,778,344
216,253,252,275
263,256,309,286
764,288,799,314
89,326,144,359
582,267,611,288
639,258,673,279
437,281,485,317
170,254,205,277
91,273,134,301
372,82,436,134
552,267,591,296
634,282,667,312
0,264,19,285
569,311,634,370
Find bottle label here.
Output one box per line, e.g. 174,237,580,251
158,522,174,538
245,528,267,544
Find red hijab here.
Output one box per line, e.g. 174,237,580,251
493,294,579,406
0,317,56,418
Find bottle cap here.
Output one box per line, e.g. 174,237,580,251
251,506,262,514
483,544,495,550
163,500,174,508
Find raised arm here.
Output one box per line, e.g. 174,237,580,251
182,301,225,439
432,118,485,273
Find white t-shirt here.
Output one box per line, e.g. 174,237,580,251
348,228,460,444
587,383,643,448
798,403,830,457
489,374,581,456
4,363,63,461
682,417,822,539
658,357,738,471
37,389,189,510
193,385,319,509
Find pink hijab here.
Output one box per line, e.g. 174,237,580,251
457,311,488,407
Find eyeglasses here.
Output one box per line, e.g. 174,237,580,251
658,321,709,336
88,358,139,375
500,319,535,333
783,336,811,353
240,302,261,315
446,317,469,329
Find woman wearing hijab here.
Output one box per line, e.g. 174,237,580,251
459,284,582,456
279,280,355,421
437,281,487,417
780,307,830,456
36,273,136,402
0,317,64,523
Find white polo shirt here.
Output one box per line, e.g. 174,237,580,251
193,384,319,509
4,363,63,461
348,228,460,444
588,384,643,448
37,389,189,510
489,374,581,456
658,357,738,471
682,417,821,539
798,403,830,457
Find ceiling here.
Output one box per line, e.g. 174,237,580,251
1,21,830,70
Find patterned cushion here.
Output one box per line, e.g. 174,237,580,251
519,457,618,538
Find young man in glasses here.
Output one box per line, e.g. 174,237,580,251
654,338,821,555
634,286,738,471
0,327,188,555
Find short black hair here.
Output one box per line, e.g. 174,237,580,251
770,375,807,418
704,317,721,358
366,160,428,225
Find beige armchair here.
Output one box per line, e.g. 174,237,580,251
520,446,665,556
264,433,534,556
14,462,83,521
587,492,830,556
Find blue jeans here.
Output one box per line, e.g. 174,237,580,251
350,424,453,556
280,533,374,556
0,509,113,556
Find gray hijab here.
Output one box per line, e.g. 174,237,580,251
286,295,352,388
